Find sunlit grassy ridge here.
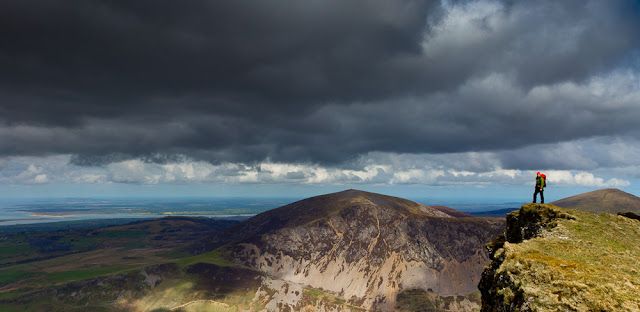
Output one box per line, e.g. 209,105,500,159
486,204,640,311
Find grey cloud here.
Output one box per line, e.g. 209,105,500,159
1,0,639,166
0,153,630,187
284,171,307,180
499,136,640,170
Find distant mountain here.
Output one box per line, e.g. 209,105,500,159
230,189,451,240
469,208,519,217
552,188,640,214
225,189,503,311
431,205,474,218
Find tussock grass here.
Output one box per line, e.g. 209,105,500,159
497,204,640,311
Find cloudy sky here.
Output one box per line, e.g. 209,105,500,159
2,0,640,199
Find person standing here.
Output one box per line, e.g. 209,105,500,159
533,172,546,203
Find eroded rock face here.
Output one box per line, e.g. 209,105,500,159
503,204,575,243
228,190,503,311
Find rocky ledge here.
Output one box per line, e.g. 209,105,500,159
479,203,640,311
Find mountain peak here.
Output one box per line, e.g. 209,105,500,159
227,190,503,310
307,189,452,217
552,188,640,214
231,189,453,241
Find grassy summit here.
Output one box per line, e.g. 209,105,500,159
481,204,640,311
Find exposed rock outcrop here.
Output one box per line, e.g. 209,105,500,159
618,211,640,221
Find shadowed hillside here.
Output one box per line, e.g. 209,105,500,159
552,188,640,214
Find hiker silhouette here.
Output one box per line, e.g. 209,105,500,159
533,172,546,203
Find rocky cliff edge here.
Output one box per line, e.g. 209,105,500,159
479,203,640,311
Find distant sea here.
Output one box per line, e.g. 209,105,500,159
0,197,524,226
0,197,293,226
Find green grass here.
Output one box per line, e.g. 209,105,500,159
0,264,136,296
62,236,100,250
0,289,27,301
303,286,340,303
497,204,640,311
173,249,234,268
303,287,325,298
123,240,148,249
0,243,32,258
0,304,26,312
96,230,147,239
0,269,34,285
162,249,191,259
301,286,364,310
46,266,132,283
58,230,147,251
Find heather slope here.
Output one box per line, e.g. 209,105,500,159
480,203,640,311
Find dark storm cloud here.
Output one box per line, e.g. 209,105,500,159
1,0,436,124
1,0,640,166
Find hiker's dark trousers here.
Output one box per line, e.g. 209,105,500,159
533,187,544,203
